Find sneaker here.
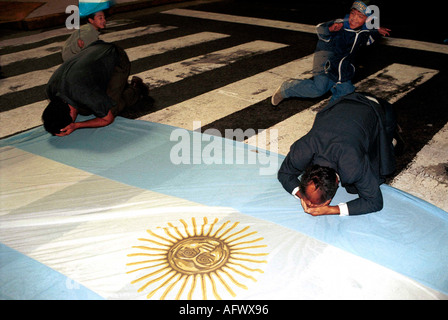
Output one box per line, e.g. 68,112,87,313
271,85,284,106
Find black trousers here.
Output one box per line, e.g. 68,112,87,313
377,97,398,146
106,45,140,116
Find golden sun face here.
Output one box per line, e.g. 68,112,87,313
126,217,268,300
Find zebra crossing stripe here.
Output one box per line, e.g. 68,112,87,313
245,63,439,155
391,122,448,209
100,24,178,44
2,42,66,66
383,38,448,55
0,19,134,49
125,32,229,62
140,54,314,129
132,40,288,90
162,8,316,34
0,32,231,96
163,8,448,55
0,101,47,138
2,25,178,66
0,65,59,96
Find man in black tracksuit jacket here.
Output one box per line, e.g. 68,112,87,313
271,1,391,106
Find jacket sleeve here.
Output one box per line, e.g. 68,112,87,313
343,158,384,215
277,139,314,194
316,20,340,42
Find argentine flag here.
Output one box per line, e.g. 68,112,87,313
79,0,114,17
1,116,447,300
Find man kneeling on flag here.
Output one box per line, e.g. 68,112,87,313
278,93,399,216
43,41,149,136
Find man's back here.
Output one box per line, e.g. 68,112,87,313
47,41,119,118
278,93,396,215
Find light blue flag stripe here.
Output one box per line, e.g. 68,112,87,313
0,243,104,300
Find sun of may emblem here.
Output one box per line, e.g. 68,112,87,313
126,217,268,300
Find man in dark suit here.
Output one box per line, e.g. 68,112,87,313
278,93,397,216
43,41,148,136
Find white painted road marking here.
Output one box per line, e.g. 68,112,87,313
246,63,439,155
0,19,133,49
163,8,448,55
0,32,231,95
133,40,288,90
140,55,313,129
1,25,178,66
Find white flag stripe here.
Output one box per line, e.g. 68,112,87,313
132,40,288,90
0,19,134,49
0,32,230,96
163,9,448,55
140,54,314,129
245,63,439,155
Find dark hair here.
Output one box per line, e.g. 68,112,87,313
299,165,338,204
42,98,72,135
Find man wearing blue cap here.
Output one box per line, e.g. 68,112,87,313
271,1,391,106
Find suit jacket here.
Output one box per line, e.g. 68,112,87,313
278,93,396,215
47,41,119,118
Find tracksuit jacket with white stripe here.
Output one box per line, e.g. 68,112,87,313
315,14,382,83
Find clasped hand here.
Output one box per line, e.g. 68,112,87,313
300,198,340,216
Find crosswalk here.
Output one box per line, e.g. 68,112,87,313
2,24,176,66
251,63,439,154
142,55,314,131
0,8,447,210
